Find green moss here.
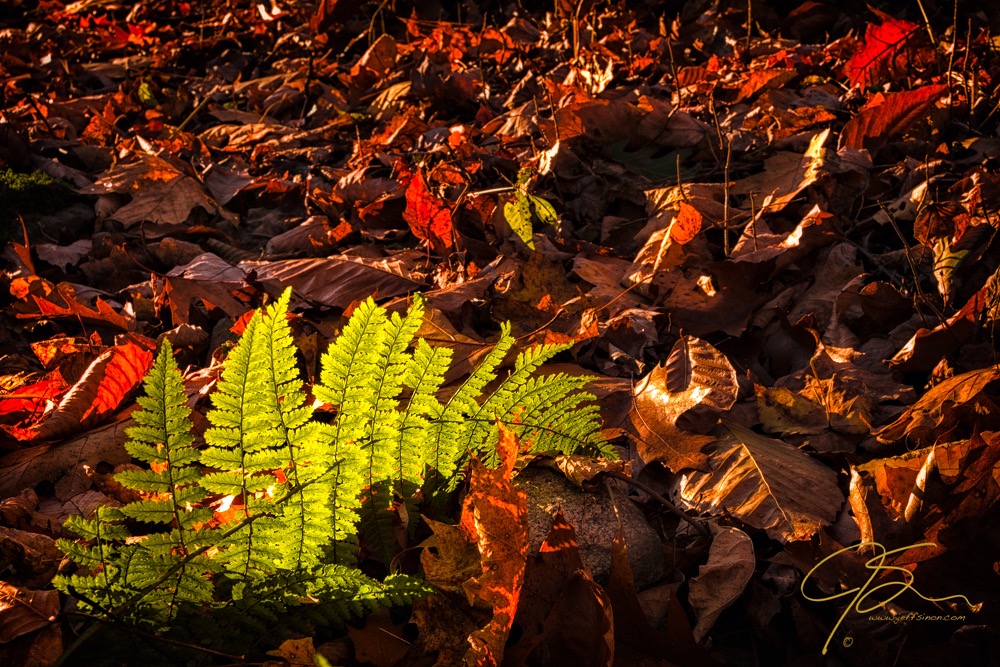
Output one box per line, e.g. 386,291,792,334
0,169,79,241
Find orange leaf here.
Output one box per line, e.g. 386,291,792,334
4,342,154,442
0,373,67,423
459,424,529,666
669,201,703,245
403,169,454,251
10,276,132,331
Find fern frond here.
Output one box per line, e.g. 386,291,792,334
55,289,612,665
249,289,332,571
355,298,426,561
56,343,216,620
425,323,516,481
200,310,285,576
314,298,387,555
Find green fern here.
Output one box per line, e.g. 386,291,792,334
54,287,611,663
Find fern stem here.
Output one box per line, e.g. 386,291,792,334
61,611,247,661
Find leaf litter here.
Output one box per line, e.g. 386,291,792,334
0,1,999,665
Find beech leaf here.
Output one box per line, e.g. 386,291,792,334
841,85,948,152
688,525,755,641
629,336,738,472
679,420,844,542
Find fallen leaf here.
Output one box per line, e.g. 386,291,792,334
688,524,755,641
756,384,829,436
403,169,454,251
505,511,611,665
0,583,59,643
461,425,529,666
679,420,844,542
846,15,920,88
265,637,316,666
840,85,948,152
605,527,713,665
10,276,132,332
0,419,133,497
4,343,153,442
629,336,738,472
875,368,1000,446
669,200,703,245
242,256,426,309
347,608,410,667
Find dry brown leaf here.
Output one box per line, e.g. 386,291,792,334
875,368,1000,446
164,252,249,323
265,637,316,666
605,527,713,665
629,336,737,472
541,454,630,487
731,129,829,214
0,419,133,497
0,583,59,643
679,420,843,542
755,384,829,436
504,510,604,665
347,608,410,667
659,260,770,337
688,524,755,641
80,155,225,227
242,256,426,309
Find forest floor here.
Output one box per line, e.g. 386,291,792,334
1,0,999,665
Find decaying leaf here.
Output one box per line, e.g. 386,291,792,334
419,424,529,666
4,342,153,442
242,256,426,309
875,368,1000,446
10,276,132,332
841,85,947,152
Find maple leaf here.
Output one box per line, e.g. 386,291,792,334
845,14,920,88
403,169,454,252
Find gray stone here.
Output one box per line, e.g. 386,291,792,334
513,467,664,588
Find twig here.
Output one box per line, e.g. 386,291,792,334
169,95,211,140
604,470,712,538
916,0,936,43
877,200,948,328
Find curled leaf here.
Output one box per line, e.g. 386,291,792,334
629,336,738,471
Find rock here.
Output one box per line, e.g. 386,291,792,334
513,467,664,588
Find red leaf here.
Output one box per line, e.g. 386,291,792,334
403,169,454,251
0,373,67,423
5,342,154,442
845,15,920,88
840,84,947,152
669,201,703,245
